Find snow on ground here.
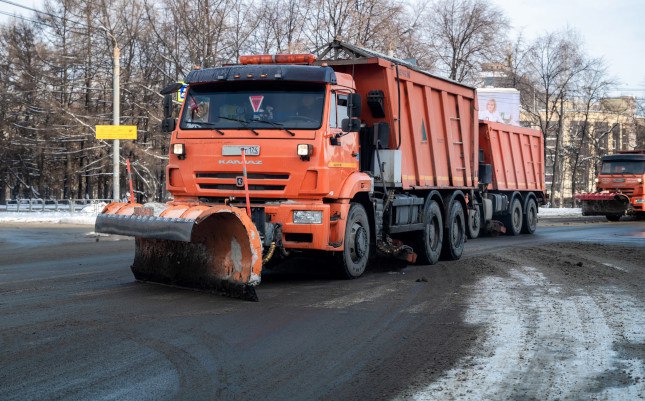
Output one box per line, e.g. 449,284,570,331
0,211,98,225
404,266,645,401
0,202,168,226
538,207,583,217
0,205,583,226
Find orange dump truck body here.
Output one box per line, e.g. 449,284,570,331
331,58,478,190
479,121,545,192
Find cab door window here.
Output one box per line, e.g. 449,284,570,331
329,92,349,128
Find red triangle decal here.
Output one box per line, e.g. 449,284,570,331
250,95,264,112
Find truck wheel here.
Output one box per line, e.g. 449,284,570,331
441,200,465,260
521,198,538,234
505,198,523,236
606,214,621,222
414,200,443,265
466,204,481,239
337,203,370,278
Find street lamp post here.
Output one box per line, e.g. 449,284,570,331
112,44,120,202
101,26,120,201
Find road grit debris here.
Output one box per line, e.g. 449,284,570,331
400,243,645,401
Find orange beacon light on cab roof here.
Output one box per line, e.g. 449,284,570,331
239,54,317,65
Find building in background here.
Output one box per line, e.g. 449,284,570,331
478,65,643,206
553,96,642,205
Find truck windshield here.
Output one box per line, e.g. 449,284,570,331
180,81,325,130
600,160,645,175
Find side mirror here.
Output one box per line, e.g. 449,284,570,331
163,94,174,119
161,117,176,133
348,93,362,118
342,117,361,133
160,82,183,95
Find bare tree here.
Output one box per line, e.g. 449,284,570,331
635,96,645,148
421,0,508,83
564,61,616,205
519,29,593,206
14,0,637,207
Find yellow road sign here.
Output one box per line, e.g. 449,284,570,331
96,125,137,140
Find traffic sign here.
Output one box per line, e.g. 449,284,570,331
96,125,137,140
177,82,188,102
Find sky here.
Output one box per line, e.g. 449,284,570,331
490,0,645,96
0,0,644,97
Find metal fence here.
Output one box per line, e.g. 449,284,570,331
0,199,112,213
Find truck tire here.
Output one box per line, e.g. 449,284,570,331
466,204,481,239
521,198,538,234
505,198,523,236
441,200,465,260
413,200,443,265
337,203,370,278
606,214,621,222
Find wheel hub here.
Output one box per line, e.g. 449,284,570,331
350,224,368,261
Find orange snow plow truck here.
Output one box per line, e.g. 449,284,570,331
95,41,545,300
575,150,645,221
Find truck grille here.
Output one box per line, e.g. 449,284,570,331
196,172,289,180
199,184,286,191
195,171,290,194
608,188,634,196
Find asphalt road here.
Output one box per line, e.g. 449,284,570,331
1,219,644,400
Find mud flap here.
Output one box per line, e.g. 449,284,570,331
95,202,263,301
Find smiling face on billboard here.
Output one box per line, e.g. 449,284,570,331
477,89,520,126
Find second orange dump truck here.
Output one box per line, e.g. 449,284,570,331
96,41,545,300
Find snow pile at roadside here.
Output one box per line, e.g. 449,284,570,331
0,204,584,225
0,202,168,226
403,265,645,401
0,211,98,225
538,207,582,217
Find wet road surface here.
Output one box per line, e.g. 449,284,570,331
1,220,644,400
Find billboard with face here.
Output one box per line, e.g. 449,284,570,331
477,88,521,126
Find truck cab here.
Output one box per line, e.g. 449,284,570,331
165,58,371,255
595,152,645,217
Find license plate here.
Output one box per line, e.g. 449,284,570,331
222,145,260,156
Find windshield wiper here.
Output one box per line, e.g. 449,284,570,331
253,119,296,136
217,116,260,135
187,121,225,135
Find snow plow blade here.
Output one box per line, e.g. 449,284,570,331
575,192,630,216
95,202,263,301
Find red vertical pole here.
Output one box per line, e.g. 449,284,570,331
126,159,135,204
241,150,251,216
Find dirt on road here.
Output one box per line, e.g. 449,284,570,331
397,241,645,401
0,222,644,400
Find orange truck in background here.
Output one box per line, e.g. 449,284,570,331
576,150,645,221
95,41,545,300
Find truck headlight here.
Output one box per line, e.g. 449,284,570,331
297,144,313,161
172,143,185,159
293,210,322,224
